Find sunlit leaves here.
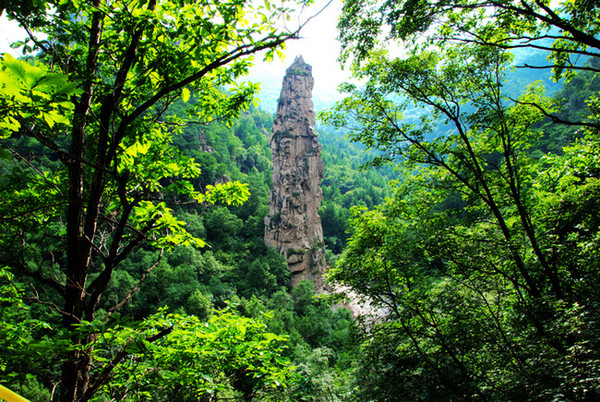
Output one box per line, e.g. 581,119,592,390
181,87,191,103
129,201,204,249
125,180,248,250
118,124,201,192
205,181,250,206
0,54,80,136
90,308,294,400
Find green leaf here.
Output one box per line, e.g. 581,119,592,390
182,87,191,103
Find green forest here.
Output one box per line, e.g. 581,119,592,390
0,0,599,401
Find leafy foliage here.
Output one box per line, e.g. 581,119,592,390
0,42,366,402
0,54,80,136
325,0,600,399
89,308,294,401
0,0,314,399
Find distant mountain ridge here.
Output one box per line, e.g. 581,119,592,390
253,45,564,115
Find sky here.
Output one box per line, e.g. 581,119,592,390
0,14,25,55
247,0,349,96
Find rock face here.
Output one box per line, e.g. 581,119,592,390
264,56,326,291
197,131,214,154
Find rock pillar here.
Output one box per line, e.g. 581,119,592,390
264,56,326,290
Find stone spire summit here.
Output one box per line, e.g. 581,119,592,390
264,56,326,290
287,55,310,74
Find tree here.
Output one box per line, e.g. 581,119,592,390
0,0,314,399
337,0,600,130
324,0,600,398
339,0,600,75
86,307,294,401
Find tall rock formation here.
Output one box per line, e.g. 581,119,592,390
265,56,326,290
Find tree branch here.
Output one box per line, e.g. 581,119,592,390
82,326,173,401
508,96,600,130
516,64,600,74
104,249,164,320
24,283,76,320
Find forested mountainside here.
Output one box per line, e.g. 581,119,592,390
1,0,600,400
1,59,596,400
0,71,393,401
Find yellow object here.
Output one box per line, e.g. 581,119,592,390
0,385,29,402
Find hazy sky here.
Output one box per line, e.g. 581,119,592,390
247,0,349,95
0,14,24,55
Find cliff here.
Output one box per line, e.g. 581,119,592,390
264,56,326,290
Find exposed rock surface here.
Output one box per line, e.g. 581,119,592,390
197,131,214,153
264,56,326,290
